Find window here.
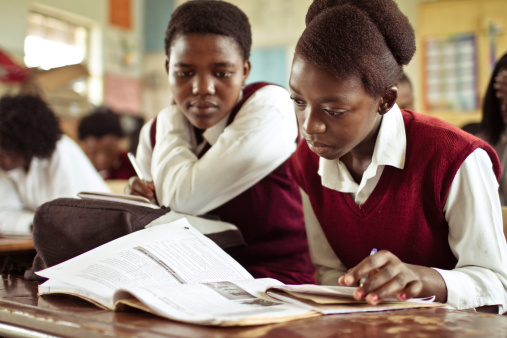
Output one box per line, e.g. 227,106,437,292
25,12,88,71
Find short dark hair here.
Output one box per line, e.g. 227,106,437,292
295,0,416,98
0,94,62,160
78,106,124,140
164,0,251,61
480,53,507,145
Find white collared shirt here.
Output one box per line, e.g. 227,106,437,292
0,136,110,236
136,84,298,215
302,105,507,313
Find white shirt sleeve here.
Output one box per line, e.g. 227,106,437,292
438,148,507,313
136,118,155,182
300,189,347,285
151,85,298,215
0,172,34,236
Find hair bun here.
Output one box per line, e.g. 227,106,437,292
305,0,415,66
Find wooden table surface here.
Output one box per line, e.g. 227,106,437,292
0,238,34,252
0,275,506,337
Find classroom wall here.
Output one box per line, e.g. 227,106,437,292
417,0,507,127
1,0,505,127
0,0,144,107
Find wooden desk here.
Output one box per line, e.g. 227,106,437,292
0,275,506,337
0,238,34,252
0,238,35,274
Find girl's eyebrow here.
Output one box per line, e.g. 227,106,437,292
174,62,236,68
289,83,347,103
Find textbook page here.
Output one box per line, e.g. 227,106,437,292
37,218,253,309
266,285,444,315
115,278,318,326
77,191,160,209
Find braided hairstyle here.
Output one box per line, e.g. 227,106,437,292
296,0,416,98
0,94,62,160
164,0,252,61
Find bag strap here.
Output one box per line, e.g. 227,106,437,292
150,82,271,150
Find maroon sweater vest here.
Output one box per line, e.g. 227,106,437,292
152,82,315,284
289,110,501,270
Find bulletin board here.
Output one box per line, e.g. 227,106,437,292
423,33,478,112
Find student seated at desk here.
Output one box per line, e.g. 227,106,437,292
126,0,315,284
0,95,110,237
78,106,137,180
476,53,507,205
287,0,507,313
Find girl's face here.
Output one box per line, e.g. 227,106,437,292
167,33,251,130
289,55,385,161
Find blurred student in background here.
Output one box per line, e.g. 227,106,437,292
0,95,109,236
477,52,507,204
395,73,414,110
78,106,136,180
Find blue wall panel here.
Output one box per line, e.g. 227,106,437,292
248,47,288,88
144,0,175,52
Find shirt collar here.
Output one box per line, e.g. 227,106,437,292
318,104,406,192
202,112,230,146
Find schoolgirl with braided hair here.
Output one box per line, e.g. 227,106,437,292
288,0,507,313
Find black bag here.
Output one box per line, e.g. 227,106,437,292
24,198,169,281
25,198,245,281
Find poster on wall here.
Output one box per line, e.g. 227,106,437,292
423,33,478,112
104,73,141,114
109,0,131,30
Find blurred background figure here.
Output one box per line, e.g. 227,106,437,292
0,94,109,237
476,52,507,204
78,106,136,180
396,73,414,110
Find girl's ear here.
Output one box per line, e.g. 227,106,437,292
165,57,169,74
243,60,252,84
378,85,398,115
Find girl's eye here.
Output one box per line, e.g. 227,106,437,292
216,71,233,78
176,71,193,77
290,97,305,106
323,109,345,117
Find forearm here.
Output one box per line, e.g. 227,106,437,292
407,264,447,302
152,102,297,214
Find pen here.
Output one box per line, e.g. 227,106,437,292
127,152,145,181
359,248,378,288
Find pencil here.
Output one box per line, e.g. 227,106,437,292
127,152,145,181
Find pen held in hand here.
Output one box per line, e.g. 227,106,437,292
359,248,378,288
127,152,145,181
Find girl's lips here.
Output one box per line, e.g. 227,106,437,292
306,140,334,157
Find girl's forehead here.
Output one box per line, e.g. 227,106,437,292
169,33,242,60
290,56,364,95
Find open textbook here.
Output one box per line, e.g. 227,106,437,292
77,191,160,209
36,218,443,327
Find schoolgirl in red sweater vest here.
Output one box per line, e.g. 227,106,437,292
288,0,507,314
125,1,314,285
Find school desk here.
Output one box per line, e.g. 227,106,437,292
0,238,35,273
0,275,506,337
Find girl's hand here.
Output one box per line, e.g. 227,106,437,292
125,176,157,204
338,250,423,305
